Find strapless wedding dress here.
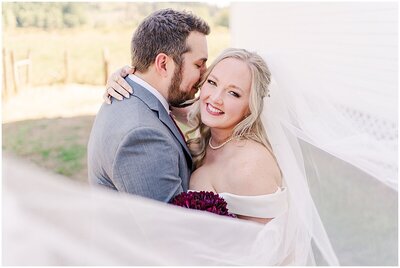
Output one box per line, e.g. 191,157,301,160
219,187,288,218
223,188,301,265
188,187,296,265
188,187,288,218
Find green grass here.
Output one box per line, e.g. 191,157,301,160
2,116,95,182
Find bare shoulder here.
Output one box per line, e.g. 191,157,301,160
227,139,282,195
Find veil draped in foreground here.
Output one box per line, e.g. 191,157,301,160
3,53,397,265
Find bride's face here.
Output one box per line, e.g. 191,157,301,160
199,57,251,131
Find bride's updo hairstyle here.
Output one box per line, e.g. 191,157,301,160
186,48,274,169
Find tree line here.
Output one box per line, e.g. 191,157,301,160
3,3,86,29
2,2,229,30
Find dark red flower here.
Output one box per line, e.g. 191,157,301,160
170,191,236,218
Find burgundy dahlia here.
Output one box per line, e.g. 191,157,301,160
170,191,236,218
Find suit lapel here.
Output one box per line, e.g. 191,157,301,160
158,109,192,162
126,77,193,167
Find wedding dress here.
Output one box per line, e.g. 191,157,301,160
220,188,297,265
220,187,288,218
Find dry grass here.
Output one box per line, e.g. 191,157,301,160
2,84,103,123
3,26,230,88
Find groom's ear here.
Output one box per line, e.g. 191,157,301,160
154,53,172,78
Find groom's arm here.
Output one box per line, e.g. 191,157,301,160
111,127,184,203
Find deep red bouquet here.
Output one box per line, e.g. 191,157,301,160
170,191,236,218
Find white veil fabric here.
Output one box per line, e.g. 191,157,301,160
3,148,330,265
262,51,397,265
3,53,397,265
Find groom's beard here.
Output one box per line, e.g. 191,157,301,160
168,64,193,107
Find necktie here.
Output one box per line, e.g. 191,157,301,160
169,114,186,142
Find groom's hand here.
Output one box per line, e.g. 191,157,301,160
104,65,135,104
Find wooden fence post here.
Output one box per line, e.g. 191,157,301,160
2,48,8,99
103,47,109,85
10,50,18,94
26,49,31,85
64,49,69,83
9,50,32,94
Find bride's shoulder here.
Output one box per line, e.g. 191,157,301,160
228,139,282,195
231,139,274,162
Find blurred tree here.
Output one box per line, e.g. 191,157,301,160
2,2,229,32
15,3,36,27
2,2,87,29
62,3,87,28
45,7,63,29
2,4,17,29
215,7,229,28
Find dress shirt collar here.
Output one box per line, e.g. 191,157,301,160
128,74,170,114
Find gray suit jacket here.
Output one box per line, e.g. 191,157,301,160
87,77,192,202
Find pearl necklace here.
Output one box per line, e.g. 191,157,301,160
208,136,234,150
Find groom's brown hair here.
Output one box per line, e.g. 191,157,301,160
131,8,210,72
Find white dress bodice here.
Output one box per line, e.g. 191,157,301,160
188,187,288,218
219,187,288,218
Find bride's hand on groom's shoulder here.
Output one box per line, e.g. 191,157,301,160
104,65,135,104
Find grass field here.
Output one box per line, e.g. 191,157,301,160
3,26,230,88
3,116,94,181
2,84,104,181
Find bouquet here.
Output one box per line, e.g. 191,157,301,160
170,191,236,218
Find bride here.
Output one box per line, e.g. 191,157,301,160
99,47,337,264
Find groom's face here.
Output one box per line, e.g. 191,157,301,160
168,31,208,107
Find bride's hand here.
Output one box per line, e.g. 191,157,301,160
104,65,135,104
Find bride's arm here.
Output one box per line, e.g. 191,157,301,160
103,66,190,124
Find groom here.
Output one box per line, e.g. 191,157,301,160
87,9,209,202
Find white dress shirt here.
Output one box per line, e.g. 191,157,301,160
128,74,170,114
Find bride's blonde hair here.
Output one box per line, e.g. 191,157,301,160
186,48,274,169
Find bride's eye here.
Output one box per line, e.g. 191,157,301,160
229,91,240,98
207,79,217,86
